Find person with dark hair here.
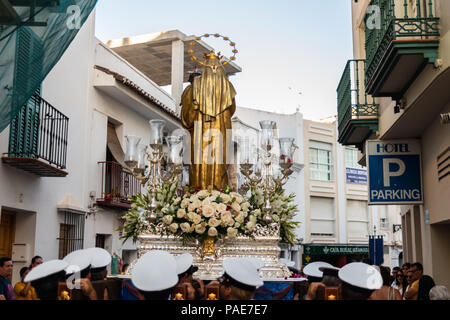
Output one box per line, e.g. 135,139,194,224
338,262,383,300
391,267,401,287
369,266,401,300
0,257,15,300
418,275,435,301
219,257,263,300
24,260,68,300
175,253,203,300
392,271,405,295
86,247,121,300
131,250,178,300
14,267,39,300
402,263,411,276
303,261,334,300
404,262,423,300
30,256,43,269
293,279,309,300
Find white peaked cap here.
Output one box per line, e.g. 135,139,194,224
131,250,178,292
280,258,295,268
24,260,68,282
63,249,92,274
244,257,265,270
338,262,383,290
222,257,264,289
86,247,111,269
176,253,194,275
303,261,334,278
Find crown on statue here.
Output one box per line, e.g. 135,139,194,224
188,33,238,66
204,51,223,60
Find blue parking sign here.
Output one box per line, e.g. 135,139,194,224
367,140,423,205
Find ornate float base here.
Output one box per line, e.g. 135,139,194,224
127,224,291,280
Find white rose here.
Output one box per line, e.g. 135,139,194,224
249,215,257,223
226,218,235,227
231,202,241,213
193,199,202,209
202,205,215,218
180,222,191,233
211,190,220,198
177,209,186,219
190,194,199,202
197,190,209,199
217,203,227,213
181,198,190,208
221,194,231,203
187,212,196,221
202,198,211,206
188,204,196,212
227,227,238,238
221,211,232,221
169,223,179,233
208,217,221,228
208,227,218,237
235,213,244,224
195,224,206,234
210,202,217,211
162,215,173,225
234,222,241,228
193,214,202,225
173,197,181,205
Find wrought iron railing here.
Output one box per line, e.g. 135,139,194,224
8,92,69,169
98,161,141,204
337,59,378,136
364,0,439,86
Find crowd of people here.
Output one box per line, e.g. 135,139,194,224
1,250,449,301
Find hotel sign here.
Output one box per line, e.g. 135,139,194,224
367,140,423,205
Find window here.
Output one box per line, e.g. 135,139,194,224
347,200,369,239
309,142,333,181
310,197,335,237
57,211,85,259
345,148,364,169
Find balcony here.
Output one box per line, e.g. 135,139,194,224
337,59,378,150
96,161,141,209
364,0,439,98
2,92,69,177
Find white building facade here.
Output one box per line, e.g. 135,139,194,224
0,11,191,283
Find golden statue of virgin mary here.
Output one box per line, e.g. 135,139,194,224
181,51,236,189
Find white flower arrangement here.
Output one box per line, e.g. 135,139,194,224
161,187,257,242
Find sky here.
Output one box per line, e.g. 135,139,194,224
95,0,353,121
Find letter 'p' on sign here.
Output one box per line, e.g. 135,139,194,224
382,158,406,187
367,140,423,205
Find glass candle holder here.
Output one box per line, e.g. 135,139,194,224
259,120,276,152
279,138,295,164
149,119,166,149
125,135,141,168
166,136,184,165
134,144,148,175
239,136,252,165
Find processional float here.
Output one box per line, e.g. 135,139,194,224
120,34,300,280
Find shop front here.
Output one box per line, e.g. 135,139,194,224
302,244,369,268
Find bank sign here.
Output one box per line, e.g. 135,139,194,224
367,140,423,205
